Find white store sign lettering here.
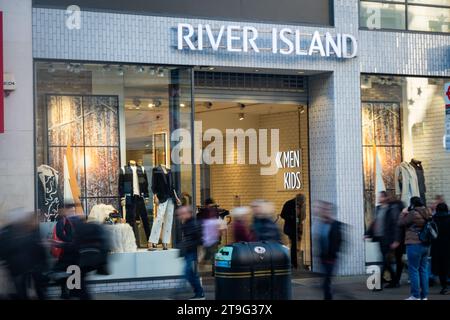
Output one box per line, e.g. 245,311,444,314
177,23,358,58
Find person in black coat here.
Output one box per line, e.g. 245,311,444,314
431,203,450,295
365,192,405,288
176,206,205,300
314,200,343,300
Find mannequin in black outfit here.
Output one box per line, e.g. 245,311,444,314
280,194,307,269
118,160,151,240
410,158,426,206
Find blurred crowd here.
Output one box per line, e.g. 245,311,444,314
365,192,450,300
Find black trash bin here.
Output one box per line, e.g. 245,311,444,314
214,241,291,300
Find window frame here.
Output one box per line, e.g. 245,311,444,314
359,0,450,33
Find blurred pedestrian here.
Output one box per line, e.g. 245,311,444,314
176,206,205,300
231,207,251,242
365,191,404,288
314,200,342,300
201,205,226,265
0,208,49,299
431,202,450,295
250,200,281,242
430,195,445,215
399,196,432,300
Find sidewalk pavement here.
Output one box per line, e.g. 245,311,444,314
94,275,450,300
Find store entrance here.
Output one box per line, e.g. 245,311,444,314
193,71,311,271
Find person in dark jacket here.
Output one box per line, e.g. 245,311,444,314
365,192,405,288
0,209,49,300
177,206,205,300
314,200,342,300
280,194,307,269
431,202,450,295
250,200,281,242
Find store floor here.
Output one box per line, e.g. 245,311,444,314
94,275,450,300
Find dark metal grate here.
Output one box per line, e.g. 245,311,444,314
195,72,306,92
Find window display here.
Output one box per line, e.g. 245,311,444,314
361,75,450,231
35,62,193,252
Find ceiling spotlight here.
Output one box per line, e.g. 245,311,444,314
48,64,56,73
66,63,74,72
299,105,305,114
72,64,82,74
153,99,162,108
145,144,150,148
180,103,186,108
205,102,213,109
208,67,215,71
148,67,156,76
117,65,125,76
136,66,145,73
239,113,245,121
103,64,112,72
297,71,305,74
157,67,165,77
133,97,141,108
148,103,155,108
238,103,246,110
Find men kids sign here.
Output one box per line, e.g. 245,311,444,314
177,23,358,59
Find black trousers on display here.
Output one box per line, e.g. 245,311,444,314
126,195,151,240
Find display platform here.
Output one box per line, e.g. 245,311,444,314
89,249,184,281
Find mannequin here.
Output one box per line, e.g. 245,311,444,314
37,164,62,222
410,158,427,206
118,160,151,242
280,194,306,269
148,164,181,250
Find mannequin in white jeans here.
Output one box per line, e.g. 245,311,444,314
149,197,176,249
148,165,181,250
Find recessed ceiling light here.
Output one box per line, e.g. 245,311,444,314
180,103,186,108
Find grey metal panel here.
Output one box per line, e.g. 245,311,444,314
195,88,307,104
32,0,333,26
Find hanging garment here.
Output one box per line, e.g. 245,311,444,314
410,159,427,206
108,223,137,253
395,162,420,206
151,166,176,203
149,199,175,245
37,164,61,222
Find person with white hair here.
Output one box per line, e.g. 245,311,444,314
250,200,281,242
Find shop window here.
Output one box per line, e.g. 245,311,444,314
35,62,193,251
361,75,450,234
359,0,450,33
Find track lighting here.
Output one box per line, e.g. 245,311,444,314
238,103,246,110
103,64,112,72
117,65,125,76
299,105,305,114
157,67,165,77
48,64,56,73
136,66,145,73
149,67,156,76
205,102,213,109
239,113,245,121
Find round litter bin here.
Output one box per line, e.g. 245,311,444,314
215,241,291,300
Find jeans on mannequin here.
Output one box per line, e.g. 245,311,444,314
149,199,175,245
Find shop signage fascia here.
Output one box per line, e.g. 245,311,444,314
445,82,450,152
176,23,358,59
0,12,4,134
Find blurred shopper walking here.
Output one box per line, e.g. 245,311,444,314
177,206,205,300
0,208,49,299
399,197,432,300
250,200,281,242
231,207,252,242
431,203,450,295
365,191,404,288
314,200,342,300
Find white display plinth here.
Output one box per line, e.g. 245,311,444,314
89,249,184,281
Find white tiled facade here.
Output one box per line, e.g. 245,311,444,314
0,0,447,279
